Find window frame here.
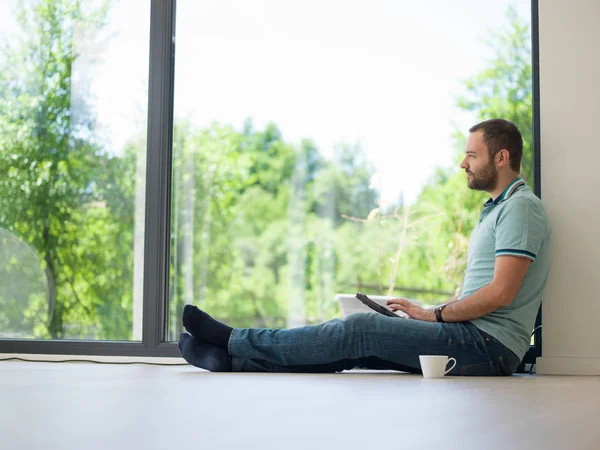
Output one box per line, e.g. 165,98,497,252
0,0,179,357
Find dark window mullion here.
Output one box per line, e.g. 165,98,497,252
531,0,542,361
521,0,541,367
143,0,177,349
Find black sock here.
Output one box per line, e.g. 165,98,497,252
182,304,233,349
178,333,232,372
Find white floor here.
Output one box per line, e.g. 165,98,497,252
1,360,600,450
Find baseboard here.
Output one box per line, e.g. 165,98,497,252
537,357,600,375
0,353,187,365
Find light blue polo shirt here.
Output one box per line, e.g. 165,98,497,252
459,178,552,361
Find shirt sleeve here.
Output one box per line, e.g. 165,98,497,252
495,198,546,262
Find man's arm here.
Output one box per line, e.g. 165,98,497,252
387,256,531,322
442,255,530,321
443,296,458,307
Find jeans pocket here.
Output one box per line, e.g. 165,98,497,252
459,356,509,376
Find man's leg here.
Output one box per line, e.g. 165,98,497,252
179,332,352,372
182,305,232,348
178,333,232,372
227,312,447,367
231,355,423,373
182,305,502,374
179,332,420,373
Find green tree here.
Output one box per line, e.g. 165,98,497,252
167,117,380,333
456,5,533,184
395,5,533,303
0,0,137,339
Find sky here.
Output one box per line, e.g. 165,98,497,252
0,0,531,205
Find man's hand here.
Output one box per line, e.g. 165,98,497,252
386,298,436,322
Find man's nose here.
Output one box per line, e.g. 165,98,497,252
460,159,468,169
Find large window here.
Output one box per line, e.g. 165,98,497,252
0,0,539,360
167,0,534,340
0,0,150,341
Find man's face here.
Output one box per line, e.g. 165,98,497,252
460,131,498,192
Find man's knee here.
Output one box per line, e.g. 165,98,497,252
336,313,384,359
342,312,377,331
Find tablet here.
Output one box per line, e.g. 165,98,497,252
355,292,402,318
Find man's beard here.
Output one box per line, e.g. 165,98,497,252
466,161,498,192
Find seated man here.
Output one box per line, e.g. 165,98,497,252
178,118,551,376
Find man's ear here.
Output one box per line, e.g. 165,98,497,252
496,149,510,168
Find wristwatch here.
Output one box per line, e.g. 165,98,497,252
434,304,447,323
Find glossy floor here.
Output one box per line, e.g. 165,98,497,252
1,360,599,450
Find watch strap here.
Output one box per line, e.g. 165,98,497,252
434,304,447,323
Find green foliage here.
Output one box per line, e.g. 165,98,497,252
456,5,533,185
400,5,533,303
0,0,132,339
167,119,379,334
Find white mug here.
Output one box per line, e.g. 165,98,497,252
419,355,457,378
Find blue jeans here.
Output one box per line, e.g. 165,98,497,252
228,313,521,375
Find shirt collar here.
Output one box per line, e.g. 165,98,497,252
483,177,525,207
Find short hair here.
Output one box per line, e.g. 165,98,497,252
469,119,523,172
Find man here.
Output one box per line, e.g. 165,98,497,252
178,118,551,376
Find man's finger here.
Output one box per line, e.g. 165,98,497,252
390,304,409,313
386,298,410,305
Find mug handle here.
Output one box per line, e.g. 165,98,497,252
444,357,457,375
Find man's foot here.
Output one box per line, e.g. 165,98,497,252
181,304,233,349
178,333,232,372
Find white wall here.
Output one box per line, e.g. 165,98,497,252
537,0,600,375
